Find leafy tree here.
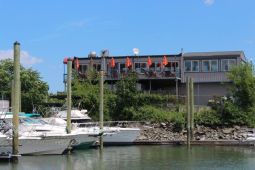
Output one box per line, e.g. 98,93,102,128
113,73,139,120
0,59,49,112
227,62,255,109
72,70,113,121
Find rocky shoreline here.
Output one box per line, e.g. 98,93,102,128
124,122,254,142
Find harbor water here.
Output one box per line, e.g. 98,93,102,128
1,145,255,170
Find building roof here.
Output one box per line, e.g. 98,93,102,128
76,53,182,60
183,51,245,57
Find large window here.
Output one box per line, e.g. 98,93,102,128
79,64,88,73
221,59,236,71
211,60,218,72
93,64,101,71
202,60,218,72
119,63,126,73
185,60,199,72
135,62,147,73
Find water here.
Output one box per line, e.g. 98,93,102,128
1,145,255,170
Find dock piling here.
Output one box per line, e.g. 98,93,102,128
12,41,21,161
99,50,107,150
66,58,72,134
189,77,194,140
186,77,190,146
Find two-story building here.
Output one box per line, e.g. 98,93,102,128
65,51,246,105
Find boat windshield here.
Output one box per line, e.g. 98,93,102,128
20,118,48,125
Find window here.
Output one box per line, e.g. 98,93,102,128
185,60,199,72
119,63,126,73
79,65,88,73
229,59,236,69
156,62,161,72
135,62,147,73
192,61,199,72
93,64,101,71
202,60,218,72
211,60,218,72
202,61,210,72
150,63,156,71
184,61,191,72
221,59,236,71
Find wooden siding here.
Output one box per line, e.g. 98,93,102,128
182,72,229,83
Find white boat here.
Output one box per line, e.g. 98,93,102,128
0,117,99,154
0,131,76,155
56,109,91,123
100,127,140,144
19,117,100,149
246,133,255,141
49,109,141,145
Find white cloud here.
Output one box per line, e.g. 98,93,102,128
203,0,215,6
0,49,42,66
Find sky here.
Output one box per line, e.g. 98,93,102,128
0,0,255,92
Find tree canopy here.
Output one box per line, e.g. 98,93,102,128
227,62,255,109
0,59,49,112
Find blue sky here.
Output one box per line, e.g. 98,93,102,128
0,0,255,92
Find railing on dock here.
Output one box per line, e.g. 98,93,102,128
77,121,145,128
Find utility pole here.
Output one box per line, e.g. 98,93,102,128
12,41,21,161
66,58,72,134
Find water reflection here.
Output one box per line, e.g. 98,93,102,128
1,146,255,170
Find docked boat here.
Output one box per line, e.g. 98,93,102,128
246,133,255,141
0,117,100,155
56,109,91,123
100,127,140,145
0,130,76,155
48,109,141,145
19,117,100,149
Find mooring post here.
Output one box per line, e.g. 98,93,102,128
175,77,179,102
66,58,72,134
99,50,107,150
12,41,20,160
11,80,14,112
186,76,190,147
189,77,194,140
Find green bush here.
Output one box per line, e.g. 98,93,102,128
195,109,221,126
132,105,185,130
170,112,185,132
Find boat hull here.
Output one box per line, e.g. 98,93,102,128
0,135,75,155
71,130,99,150
103,128,140,144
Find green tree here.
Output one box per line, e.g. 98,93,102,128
72,70,113,121
113,73,139,120
0,59,49,112
227,62,255,109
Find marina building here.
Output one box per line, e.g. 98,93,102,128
64,51,246,105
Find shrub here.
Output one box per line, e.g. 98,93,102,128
195,110,221,126
133,105,185,130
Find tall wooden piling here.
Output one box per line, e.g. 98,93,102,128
99,51,106,150
186,77,190,146
11,80,14,112
175,78,179,102
12,41,20,159
66,58,72,134
189,77,194,140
